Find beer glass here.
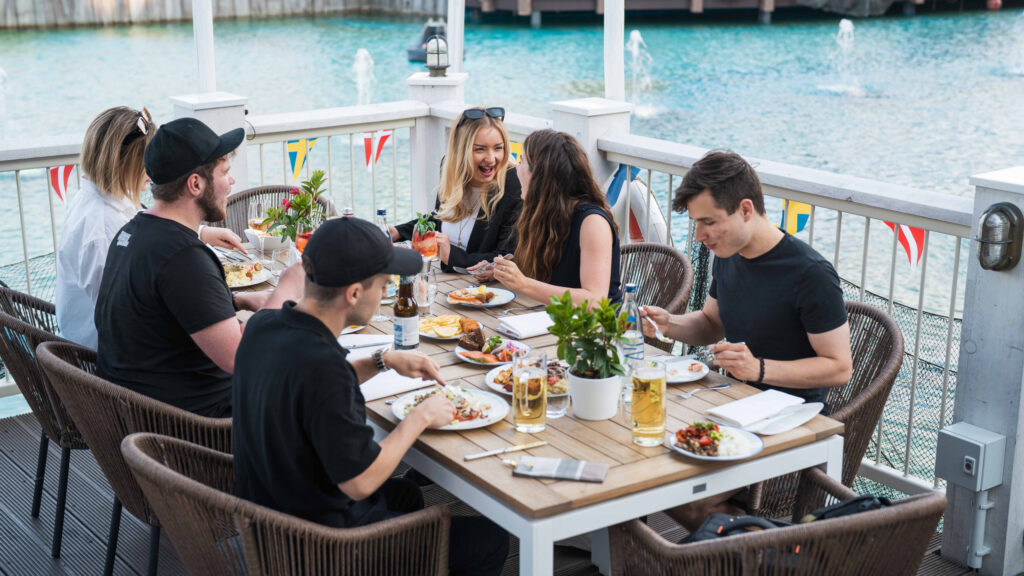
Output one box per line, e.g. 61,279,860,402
513,352,547,433
630,360,667,446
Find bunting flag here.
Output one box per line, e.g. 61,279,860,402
509,141,523,165
48,165,74,203
363,129,392,172
780,199,812,235
606,164,641,206
884,222,926,272
286,138,319,183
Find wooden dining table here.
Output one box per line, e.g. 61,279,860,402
322,266,845,576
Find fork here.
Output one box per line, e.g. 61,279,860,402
676,382,730,399
498,304,546,316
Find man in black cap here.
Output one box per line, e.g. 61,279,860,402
94,117,304,417
233,217,509,576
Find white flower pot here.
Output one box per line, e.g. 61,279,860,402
568,372,622,420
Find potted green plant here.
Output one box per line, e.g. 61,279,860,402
546,291,627,420
262,169,328,250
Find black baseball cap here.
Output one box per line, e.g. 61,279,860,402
303,217,423,287
144,117,244,185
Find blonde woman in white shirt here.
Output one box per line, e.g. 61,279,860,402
55,107,244,348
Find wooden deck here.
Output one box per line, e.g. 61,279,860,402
0,412,971,575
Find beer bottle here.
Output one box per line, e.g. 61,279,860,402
393,274,419,350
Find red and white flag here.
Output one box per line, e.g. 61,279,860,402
48,165,74,203
363,129,392,172
884,222,926,272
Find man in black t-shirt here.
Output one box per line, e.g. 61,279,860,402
642,151,852,530
233,217,509,576
95,118,304,417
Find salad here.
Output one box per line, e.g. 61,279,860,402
674,422,724,457
404,385,492,425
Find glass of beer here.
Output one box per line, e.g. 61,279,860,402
630,360,667,446
513,352,547,433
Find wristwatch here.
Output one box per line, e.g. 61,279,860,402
372,348,389,372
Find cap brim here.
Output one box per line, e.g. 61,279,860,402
386,246,425,276
206,127,245,163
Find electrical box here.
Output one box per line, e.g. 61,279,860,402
935,422,1006,492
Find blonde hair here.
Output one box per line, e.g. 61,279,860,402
436,108,510,223
79,106,153,207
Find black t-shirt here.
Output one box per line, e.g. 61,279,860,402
709,233,847,405
233,302,386,529
95,212,236,417
549,202,623,304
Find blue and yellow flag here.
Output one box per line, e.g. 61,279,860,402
509,141,523,165
780,199,812,234
286,138,319,183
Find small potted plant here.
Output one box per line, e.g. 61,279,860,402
546,291,627,420
263,169,328,252
411,212,438,259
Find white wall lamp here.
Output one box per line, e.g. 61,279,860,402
425,36,450,78
977,202,1023,271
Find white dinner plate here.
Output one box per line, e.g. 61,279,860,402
226,267,273,289
340,325,366,335
667,425,764,462
665,359,710,383
390,386,509,431
446,287,516,308
454,341,531,366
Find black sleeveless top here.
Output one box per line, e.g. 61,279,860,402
548,202,623,305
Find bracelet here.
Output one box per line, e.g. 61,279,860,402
198,224,206,240
754,357,765,385
372,348,389,372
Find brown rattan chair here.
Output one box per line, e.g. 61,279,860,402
36,341,232,576
619,242,694,352
747,300,905,519
207,184,336,237
0,287,87,559
611,467,944,575
122,432,451,576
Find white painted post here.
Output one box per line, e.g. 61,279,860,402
169,93,250,192
446,0,465,73
603,0,625,101
941,167,1024,575
551,97,632,186
407,72,468,214
192,0,217,93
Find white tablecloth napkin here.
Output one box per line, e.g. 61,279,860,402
360,370,434,402
337,334,392,362
498,311,554,339
706,389,805,428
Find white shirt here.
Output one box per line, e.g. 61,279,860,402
440,194,481,249
55,179,138,349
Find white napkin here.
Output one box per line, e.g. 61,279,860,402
706,389,805,428
338,334,392,362
498,311,554,339
360,370,435,402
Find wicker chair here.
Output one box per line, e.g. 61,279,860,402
619,242,694,352
0,288,87,559
747,300,905,519
36,341,232,576
611,467,944,575
122,432,452,576
207,184,337,237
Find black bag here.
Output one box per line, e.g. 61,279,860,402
681,513,791,544
799,494,891,523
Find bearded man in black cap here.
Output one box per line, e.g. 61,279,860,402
232,217,510,576
94,117,304,418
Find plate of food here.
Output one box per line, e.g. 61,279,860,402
484,360,570,397
224,262,272,289
446,286,516,308
340,325,365,335
454,336,530,366
666,359,710,383
390,385,509,431
667,422,764,462
419,314,469,340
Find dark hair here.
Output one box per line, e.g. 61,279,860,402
301,257,376,302
149,156,220,203
672,151,765,216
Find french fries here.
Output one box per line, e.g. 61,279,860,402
419,314,464,338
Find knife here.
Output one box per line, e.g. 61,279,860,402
464,440,548,461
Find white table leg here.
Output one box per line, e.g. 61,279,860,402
520,523,555,576
590,528,611,575
822,434,844,481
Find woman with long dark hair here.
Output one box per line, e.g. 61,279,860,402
490,129,622,305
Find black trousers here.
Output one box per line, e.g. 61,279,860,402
380,478,509,576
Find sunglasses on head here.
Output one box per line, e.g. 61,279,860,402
122,107,153,147
458,107,505,127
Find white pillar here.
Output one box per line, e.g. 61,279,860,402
941,167,1024,575
551,97,632,187
407,72,468,214
192,0,217,93
603,0,625,101
446,0,465,73
170,92,249,192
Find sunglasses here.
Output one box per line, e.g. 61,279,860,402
122,107,153,147
457,107,505,127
